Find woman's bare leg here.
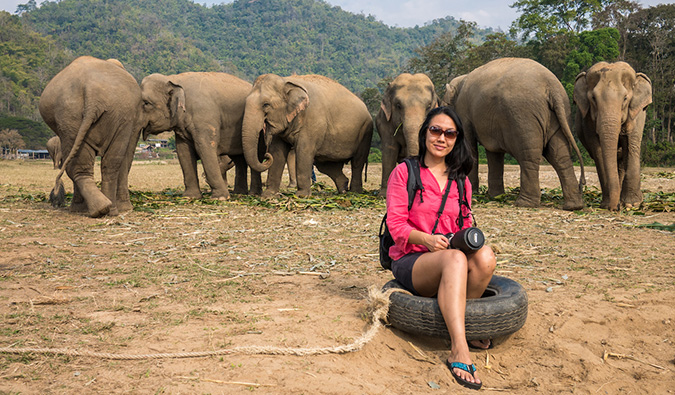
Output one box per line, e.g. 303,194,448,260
411,249,480,385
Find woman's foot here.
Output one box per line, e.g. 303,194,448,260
468,339,492,350
447,349,481,389
446,359,482,390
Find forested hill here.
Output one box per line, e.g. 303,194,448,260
22,0,468,93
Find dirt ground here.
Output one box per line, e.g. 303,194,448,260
0,159,673,394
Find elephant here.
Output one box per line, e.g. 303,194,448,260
282,149,316,188
573,61,652,210
39,56,145,218
444,57,585,210
376,73,439,195
140,72,261,199
241,73,373,197
46,135,61,169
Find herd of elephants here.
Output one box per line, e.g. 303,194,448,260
39,56,652,218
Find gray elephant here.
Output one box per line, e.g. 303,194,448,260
46,135,61,169
141,72,261,199
39,56,145,218
376,73,439,195
445,58,585,210
242,74,373,197
573,62,652,210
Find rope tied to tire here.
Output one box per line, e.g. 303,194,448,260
0,286,411,361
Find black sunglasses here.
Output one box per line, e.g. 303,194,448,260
428,125,458,138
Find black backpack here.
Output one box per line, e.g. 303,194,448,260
378,157,471,270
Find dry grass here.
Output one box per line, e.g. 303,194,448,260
0,159,673,393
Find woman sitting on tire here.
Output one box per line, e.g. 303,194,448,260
386,106,496,390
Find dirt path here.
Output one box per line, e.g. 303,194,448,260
0,160,673,394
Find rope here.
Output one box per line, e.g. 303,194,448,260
0,287,411,361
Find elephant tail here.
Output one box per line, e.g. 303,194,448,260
49,179,66,207
364,159,368,184
50,105,101,208
551,93,586,191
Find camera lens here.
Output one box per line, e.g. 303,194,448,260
450,227,485,252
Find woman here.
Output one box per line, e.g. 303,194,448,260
386,106,496,390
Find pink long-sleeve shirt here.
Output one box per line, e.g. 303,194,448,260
385,161,473,261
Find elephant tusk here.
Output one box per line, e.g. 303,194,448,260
393,123,403,136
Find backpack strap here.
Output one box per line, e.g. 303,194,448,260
431,179,451,234
456,177,475,228
404,157,424,210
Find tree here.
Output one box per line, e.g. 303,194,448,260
591,0,641,58
562,27,620,95
511,0,605,40
463,32,530,72
15,0,37,16
0,128,25,158
406,21,477,92
625,4,675,144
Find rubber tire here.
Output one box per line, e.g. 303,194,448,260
382,275,528,341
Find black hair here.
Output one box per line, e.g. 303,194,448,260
416,106,474,180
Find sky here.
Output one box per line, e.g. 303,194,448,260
0,0,667,30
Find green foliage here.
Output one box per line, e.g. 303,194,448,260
368,147,381,163
511,0,605,40
472,185,675,212
126,187,385,213
562,27,620,96
22,0,463,94
167,135,176,150
0,116,53,149
406,21,478,92
0,11,70,121
641,141,675,167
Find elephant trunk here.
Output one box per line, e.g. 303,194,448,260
598,116,622,210
242,103,273,173
402,117,422,157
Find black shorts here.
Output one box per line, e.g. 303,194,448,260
391,252,424,296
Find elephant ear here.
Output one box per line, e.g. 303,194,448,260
629,73,652,120
430,86,440,108
573,72,590,118
444,75,465,107
168,81,187,127
380,84,393,122
285,81,309,123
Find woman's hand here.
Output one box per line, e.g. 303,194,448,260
410,230,450,252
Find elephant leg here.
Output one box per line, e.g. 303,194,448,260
379,141,399,197
620,127,644,207
315,161,348,194
465,124,480,191
286,149,297,189
294,145,318,197
514,158,542,208
585,131,612,209
231,155,249,195
194,140,229,200
349,127,372,193
262,140,289,198
247,158,263,196
218,154,234,188
544,131,584,210
175,134,202,199
67,144,112,217
70,182,87,213
485,151,505,198
115,128,141,213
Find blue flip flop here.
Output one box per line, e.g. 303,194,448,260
446,361,482,390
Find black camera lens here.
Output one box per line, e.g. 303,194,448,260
450,227,485,252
